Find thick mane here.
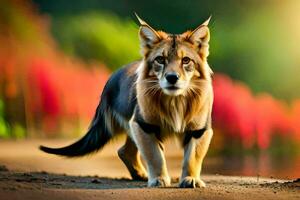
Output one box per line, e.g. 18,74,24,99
136,61,211,133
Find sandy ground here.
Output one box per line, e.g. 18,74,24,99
0,139,299,200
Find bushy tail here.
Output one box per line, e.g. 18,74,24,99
39,103,112,157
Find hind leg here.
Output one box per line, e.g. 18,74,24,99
118,136,148,181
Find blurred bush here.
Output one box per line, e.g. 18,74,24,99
210,4,300,100
0,100,9,138
212,74,300,153
0,0,300,154
0,99,25,138
51,12,140,71
0,0,110,138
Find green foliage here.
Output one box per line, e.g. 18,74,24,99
210,4,300,100
0,100,26,139
51,12,141,71
0,100,9,138
0,1,41,44
10,123,26,139
41,0,300,100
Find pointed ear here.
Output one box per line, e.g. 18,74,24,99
201,16,211,26
135,13,160,48
188,18,210,45
186,17,211,57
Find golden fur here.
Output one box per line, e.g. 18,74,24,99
136,18,213,134
129,16,214,187
40,16,214,188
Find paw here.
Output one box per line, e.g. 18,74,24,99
148,176,171,187
179,176,206,188
118,148,147,181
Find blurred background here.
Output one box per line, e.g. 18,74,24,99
0,0,299,179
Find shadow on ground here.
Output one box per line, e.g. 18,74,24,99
0,165,150,190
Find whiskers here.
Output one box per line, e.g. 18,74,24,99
138,79,162,96
185,79,209,98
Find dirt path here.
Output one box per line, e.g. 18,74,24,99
0,139,299,200
0,167,299,200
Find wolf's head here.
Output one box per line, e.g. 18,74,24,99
136,15,213,97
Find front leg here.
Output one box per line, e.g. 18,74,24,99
129,120,170,187
180,128,213,188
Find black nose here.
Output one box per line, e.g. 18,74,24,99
165,72,179,84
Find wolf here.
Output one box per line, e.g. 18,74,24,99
40,15,214,188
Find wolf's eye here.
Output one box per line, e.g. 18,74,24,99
182,57,191,64
155,56,165,65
